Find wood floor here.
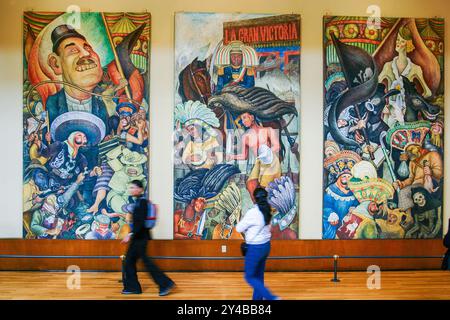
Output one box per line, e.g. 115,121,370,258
0,271,450,300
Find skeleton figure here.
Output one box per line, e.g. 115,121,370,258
413,192,426,208
406,187,442,238
353,67,374,85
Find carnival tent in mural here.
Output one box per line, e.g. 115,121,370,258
23,12,151,239
322,16,444,239
174,13,301,240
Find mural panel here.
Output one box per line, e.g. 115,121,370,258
174,13,301,240
323,16,444,239
23,12,151,239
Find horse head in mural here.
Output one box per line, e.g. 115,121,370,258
402,76,441,122
178,57,212,104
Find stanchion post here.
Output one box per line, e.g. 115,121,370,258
331,254,340,282
119,255,125,283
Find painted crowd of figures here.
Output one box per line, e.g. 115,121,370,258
322,17,444,239
173,14,301,240
21,13,445,240
23,12,151,239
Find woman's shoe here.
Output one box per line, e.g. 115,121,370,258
159,282,175,296
121,289,142,295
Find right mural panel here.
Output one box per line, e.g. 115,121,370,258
322,16,445,239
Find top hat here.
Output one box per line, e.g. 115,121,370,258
51,24,86,53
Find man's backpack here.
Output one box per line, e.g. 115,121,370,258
145,201,158,229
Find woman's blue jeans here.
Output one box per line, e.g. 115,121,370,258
244,241,277,300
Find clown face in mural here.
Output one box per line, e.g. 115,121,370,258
323,16,444,239
23,12,151,239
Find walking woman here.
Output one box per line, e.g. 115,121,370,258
236,187,279,300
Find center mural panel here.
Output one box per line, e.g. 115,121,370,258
322,16,445,239
174,13,301,240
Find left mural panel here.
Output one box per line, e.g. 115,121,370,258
23,12,151,239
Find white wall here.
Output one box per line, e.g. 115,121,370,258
0,0,449,239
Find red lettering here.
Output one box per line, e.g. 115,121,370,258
291,22,298,41
248,27,253,43
226,20,299,45
260,26,266,42
283,24,288,40
238,28,248,42
230,29,236,41
224,29,229,44
277,25,283,40
250,27,258,43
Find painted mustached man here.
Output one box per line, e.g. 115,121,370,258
46,24,109,132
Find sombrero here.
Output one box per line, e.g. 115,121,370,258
348,178,395,204
24,161,48,174
50,111,106,146
386,120,431,151
120,149,147,165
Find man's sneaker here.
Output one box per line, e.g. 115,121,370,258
121,289,142,295
159,282,175,296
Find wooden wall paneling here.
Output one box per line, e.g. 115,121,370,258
0,239,445,271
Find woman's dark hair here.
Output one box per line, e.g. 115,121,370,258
253,187,271,225
130,179,144,189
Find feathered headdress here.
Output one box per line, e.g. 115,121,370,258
174,100,220,136
214,183,242,225
266,176,297,231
